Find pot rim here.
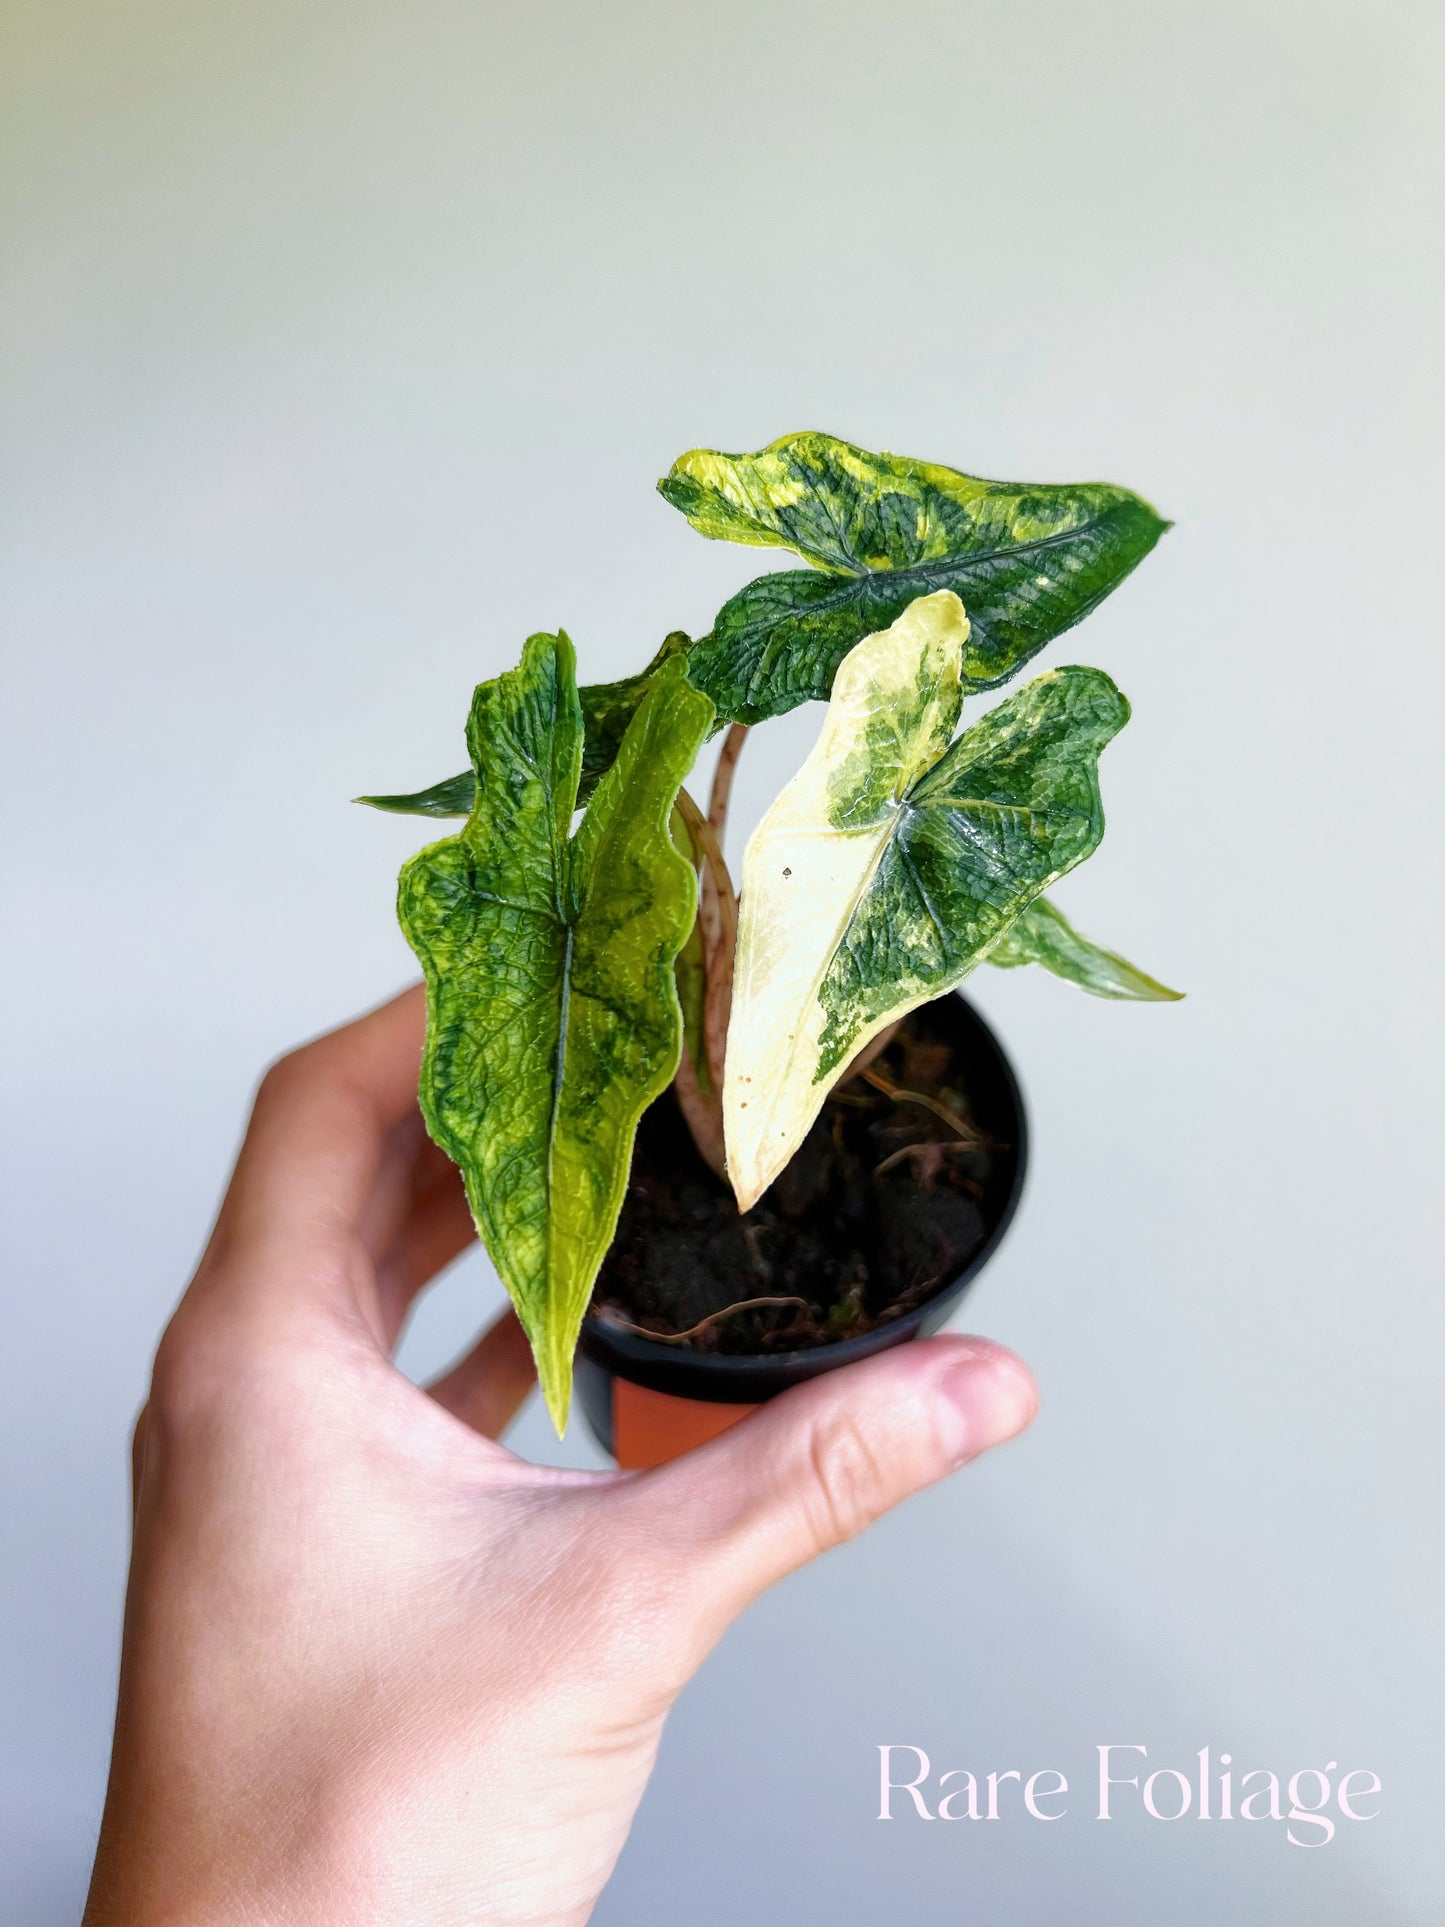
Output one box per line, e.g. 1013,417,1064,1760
577,990,1028,1402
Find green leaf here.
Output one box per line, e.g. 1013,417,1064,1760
578,631,693,797
357,633,694,820
660,430,1167,725
355,770,478,818
398,635,713,1430
986,895,1182,1001
723,590,1128,1209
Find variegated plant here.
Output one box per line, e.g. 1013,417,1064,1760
365,432,1178,1428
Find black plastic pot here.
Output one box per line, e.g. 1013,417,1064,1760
576,991,1027,1466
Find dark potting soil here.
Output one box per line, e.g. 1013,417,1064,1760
589,1000,1011,1355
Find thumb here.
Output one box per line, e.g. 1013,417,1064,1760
638,1335,1037,1627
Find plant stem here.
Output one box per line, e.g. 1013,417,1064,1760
860,1066,988,1145
597,1295,810,1346
702,904,736,1100
697,724,748,966
672,1035,727,1180
874,1140,985,1178
669,787,741,1176
708,722,750,836
674,788,734,956
673,787,739,1096
836,1017,903,1089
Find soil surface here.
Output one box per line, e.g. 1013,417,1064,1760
590,1001,1012,1354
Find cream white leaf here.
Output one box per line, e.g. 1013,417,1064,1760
723,590,1129,1209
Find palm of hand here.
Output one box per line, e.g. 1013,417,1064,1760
87,989,1036,1927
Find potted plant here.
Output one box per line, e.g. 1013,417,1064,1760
362,432,1179,1464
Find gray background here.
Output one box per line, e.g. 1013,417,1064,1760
3,2,1442,1920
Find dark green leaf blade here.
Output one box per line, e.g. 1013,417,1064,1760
816,663,1132,1077
577,631,693,800
355,770,476,818
398,638,712,1430
356,633,695,820
662,431,1167,722
986,895,1183,1000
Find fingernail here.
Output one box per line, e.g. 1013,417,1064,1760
934,1346,1038,1467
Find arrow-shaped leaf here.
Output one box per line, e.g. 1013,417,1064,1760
986,895,1182,1000
661,431,1167,725
358,631,693,819
723,590,1129,1210
398,634,713,1429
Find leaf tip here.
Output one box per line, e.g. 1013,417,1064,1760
1135,501,1173,548
730,1173,764,1215
655,469,693,513
536,1342,575,1439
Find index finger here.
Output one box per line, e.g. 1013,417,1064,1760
202,983,429,1301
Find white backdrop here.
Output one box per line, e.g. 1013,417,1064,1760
2,3,1441,1921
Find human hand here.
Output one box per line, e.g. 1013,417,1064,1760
85,986,1038,1927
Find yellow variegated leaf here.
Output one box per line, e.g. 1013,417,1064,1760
660,430,1169,721
723,590,1128,1210
398,638,713,1430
